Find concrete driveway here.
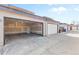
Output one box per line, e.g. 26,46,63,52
0,30,79,55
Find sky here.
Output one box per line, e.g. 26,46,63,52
12,4,79,24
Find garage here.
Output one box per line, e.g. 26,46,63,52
4,17,44,44
70,24,77,30
43,17,58,35
47,24,57,35
0,5,48,45
0,5,59,45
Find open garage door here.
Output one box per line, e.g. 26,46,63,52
47,24,57,35
4,17,43,35
4,17,43,44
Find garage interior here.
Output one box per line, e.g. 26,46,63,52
4,17,43,44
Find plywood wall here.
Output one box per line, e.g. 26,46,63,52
31,23,43,35
4,17,43,35
4,19,31,34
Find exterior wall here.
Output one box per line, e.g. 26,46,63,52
0,16,4,45
72,26,77,30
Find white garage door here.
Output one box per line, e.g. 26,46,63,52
48,24,57,35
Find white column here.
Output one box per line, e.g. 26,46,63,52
0,16,4,45
43,21,48,36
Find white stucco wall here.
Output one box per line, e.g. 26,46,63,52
0,16,4,45
42,21,48,36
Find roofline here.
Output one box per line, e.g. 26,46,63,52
0,5,43,19
43,16,61,23
0,4,34,14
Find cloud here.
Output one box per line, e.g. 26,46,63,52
49,7,67,14
47,4,53,6
58,7,67,12
74,8,79,11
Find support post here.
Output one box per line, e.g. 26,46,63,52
43,21,48,36
0,16,4,45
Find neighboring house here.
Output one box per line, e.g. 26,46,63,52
77,25,79,30
58,23,68,33
70,24,78,30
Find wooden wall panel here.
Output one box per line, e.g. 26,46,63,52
31,23,43,35
4,19,30,34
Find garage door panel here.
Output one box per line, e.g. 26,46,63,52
48,24,57,35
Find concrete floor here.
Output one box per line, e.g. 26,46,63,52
0,31,79,55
